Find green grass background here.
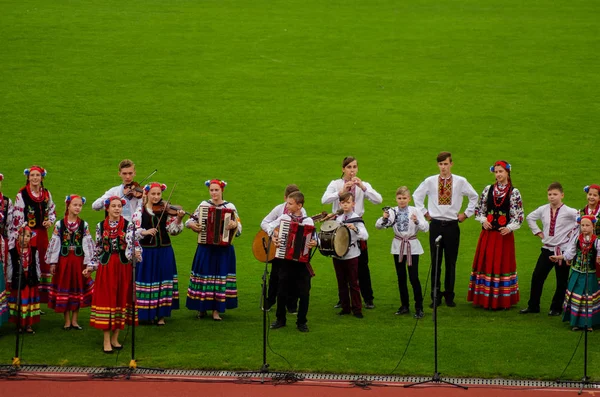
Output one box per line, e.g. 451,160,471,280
0,0,598,379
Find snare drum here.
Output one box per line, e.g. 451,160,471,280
318,220,351,257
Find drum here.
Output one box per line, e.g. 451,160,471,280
318,220,350,257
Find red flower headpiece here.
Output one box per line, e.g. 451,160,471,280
205,179,227,190
104,195,126,209
144,182,167,192
490,161,511,173
584,184,600,194
17,223,34,237
578,215,597,224
65,195,86,216
24,166,47,178
0,173,4,182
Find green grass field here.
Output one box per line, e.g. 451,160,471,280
1,0,599,380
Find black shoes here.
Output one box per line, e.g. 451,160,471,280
364,301,375,309
414,309,424,319
445,300,456,307
548,310,562,316
337,310,351,316
333,302,342,309
297,323,309,332
270,320,286,329
354,313,364,319
429,300,442,309
519,307,540,314
395,306,410,315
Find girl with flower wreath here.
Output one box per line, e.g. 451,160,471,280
467,160,524,309
550,215,600,331
132,182,185,325
0,172,14,327
185,179,241,321
11,166,56,304
579,185,600,237
84,196,141,354
46,195,94,330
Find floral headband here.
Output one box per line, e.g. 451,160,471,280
0,173,3,182
144,182,167,192
104,195,127,209
583,184,600,193
17,224,35,237
205,179,227,190
24,166,47,178
65,195,86,216
489,161,511,173
578,215,597,224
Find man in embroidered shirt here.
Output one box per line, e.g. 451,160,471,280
413,152,478,308
520,182,578,316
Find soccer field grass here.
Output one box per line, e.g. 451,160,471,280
0,0,598,379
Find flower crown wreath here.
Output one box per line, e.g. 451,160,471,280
104,196,127,209
577,215,597,224
205,179,227,189
0,173,4,182
144,182,167,192
489,161,512,173
24,166,47,178
65,195,87,205
583,184,600,194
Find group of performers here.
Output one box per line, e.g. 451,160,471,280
0,153,598,353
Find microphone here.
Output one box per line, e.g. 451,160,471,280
435,235,442,244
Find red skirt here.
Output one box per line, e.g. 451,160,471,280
48,251,94,313
90,253,137,331
31,226,51,303
467,230,519,309
8,270,41,328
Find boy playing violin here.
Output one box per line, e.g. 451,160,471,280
92,159,142,222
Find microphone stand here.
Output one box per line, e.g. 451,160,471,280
405,235,467,390
0,231,47,376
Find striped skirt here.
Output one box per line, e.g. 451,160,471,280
8,276,41,328
48,251,94,313
563,269,600,328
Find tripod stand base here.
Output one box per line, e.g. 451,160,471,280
557,377,600,395
404,372,468,389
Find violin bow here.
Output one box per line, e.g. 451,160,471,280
149,181,176,244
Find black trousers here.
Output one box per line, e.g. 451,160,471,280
429,219,460,302
276,260,311,326
357,242,374,303
267,259,298,311
394,254,423,310
527,248,569,312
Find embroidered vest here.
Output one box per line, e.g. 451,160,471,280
20,188,48,228
139,208,171,248
98,219,130,265
0,195,9,238
59,219,85,257
485,186,512,231
574,239,598,272
9,247,39,288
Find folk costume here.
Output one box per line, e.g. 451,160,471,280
267,213,315,329
322,178,382,307
0,177,13,326
524,202,578,313
562,219,600,329
376,205,429,314
468,163,524,309
132,183,182,322
332,212,368,316
579,185,600,240
11,167,56,303
260,202,307,311
7,232,41,329
89,206,139,330
413,173,478,306
186,185,241,315
45,197,94,313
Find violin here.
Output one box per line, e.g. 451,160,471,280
123,182,144,199
151,200,191,217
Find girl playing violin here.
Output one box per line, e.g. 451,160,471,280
7,225,41,334
132,182,185,325
11,166,56,304
84,196,141,354
91,159,142,222
46,195,95,330
186,179,241,321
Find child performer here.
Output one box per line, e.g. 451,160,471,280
321,156,382,309
467,161,524,310
332,192,368,318
84,196,141,354
550,216,600,331
259,184,306,313
46,195,95,330
579,185,600,235
186,179,241,321
521,182,578,316
267,191,317,332
132,183,185,325
91,159,142,222
376,187,429,318
0,172,13,327
7,225,40,334
11,166,56,304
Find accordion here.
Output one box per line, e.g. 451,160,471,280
275,220,315,263
197,206,237,246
